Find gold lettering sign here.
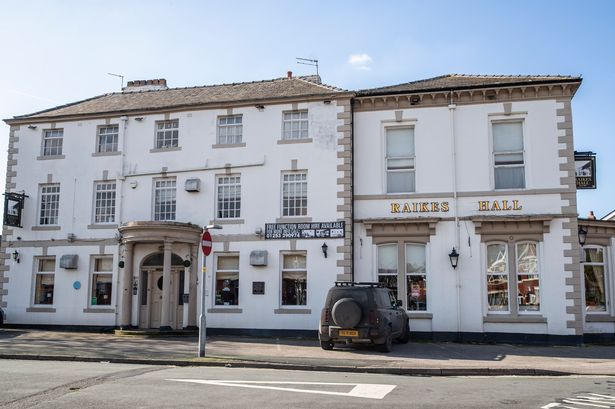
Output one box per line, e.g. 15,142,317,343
390,201,450,214
477,200,522,212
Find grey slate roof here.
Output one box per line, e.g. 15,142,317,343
358,74,582,96
11,76,346,121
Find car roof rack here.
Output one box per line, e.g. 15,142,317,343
334,282,385,288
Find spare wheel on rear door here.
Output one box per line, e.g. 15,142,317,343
332,298,362,328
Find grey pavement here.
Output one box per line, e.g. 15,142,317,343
1,328,614,376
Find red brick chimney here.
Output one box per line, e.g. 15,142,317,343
287,71,293,79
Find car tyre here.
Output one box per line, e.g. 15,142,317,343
320,340,334,350
331,298,362,328
379,328,393,353
397,319,410,344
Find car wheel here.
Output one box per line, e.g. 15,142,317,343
378,328,393,353
320,340,334,350
397,320,410,344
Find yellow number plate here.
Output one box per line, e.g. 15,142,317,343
339,330,358,337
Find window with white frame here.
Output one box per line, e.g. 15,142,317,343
39,184,60,225
493,121,525,189
377,244,398,300
34,257,55,305
486,241,540,313
97,125,119,153
94,182,116,223
215,255,239,306
281,172,307,217
91,257,113,306
155,119,179,149
217,175,241,219
217,115,243,144
385,127,415,193
281,254,307,306
583,246,607,312
282,110,308,140
405,244,427,311
153,179,176,221
42,129,63,156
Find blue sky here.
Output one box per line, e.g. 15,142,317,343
0,0,613,217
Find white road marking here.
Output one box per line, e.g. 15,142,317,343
542,393,615,408
167,379,396,400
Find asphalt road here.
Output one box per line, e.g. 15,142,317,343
1,360,615,408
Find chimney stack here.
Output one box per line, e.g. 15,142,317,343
123,78,168,92
287,71,293,79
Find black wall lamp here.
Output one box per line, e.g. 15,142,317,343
448,247,459,269
321,242,328,258
12,250,19,263
578,226,587,246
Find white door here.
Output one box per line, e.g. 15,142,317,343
150,271,163,328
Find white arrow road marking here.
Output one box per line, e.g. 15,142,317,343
542,393,615,408
167,379,396,400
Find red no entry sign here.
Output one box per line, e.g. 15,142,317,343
201,231,212,256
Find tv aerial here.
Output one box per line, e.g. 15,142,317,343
108,73,125,89
296,57,319,76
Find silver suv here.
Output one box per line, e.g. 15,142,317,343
318,282,409,352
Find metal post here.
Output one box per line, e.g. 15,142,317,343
198,238,207,357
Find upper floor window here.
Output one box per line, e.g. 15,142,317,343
153,178,176,221
39,184,60,225
94,182,116,224
493,121,525,189
155,119,179,149
583,247,607,312
385,127,415,193
486,241,539,313
217,175,241,219
42,129,63,156
97,125,119,153
217,115,243,145
282,172,307,217
282,110,308,140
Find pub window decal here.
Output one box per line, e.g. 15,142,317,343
3,192,27,228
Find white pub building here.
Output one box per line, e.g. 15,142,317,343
2,73,614,344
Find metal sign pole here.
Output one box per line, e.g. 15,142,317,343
198,250,207,357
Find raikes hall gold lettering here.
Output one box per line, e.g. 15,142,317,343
390,201,449,214
478,200,522,211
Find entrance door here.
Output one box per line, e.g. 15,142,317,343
150,271,163,328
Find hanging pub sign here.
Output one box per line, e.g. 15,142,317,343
3,192,27,227
574,151,597,189
265,221,345,240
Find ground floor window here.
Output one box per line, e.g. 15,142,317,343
486,241,540,313
91,257,113,306
34,257,55,305
377,243,427,310
281,254,307,306
583,246,607,312
215,255,239,306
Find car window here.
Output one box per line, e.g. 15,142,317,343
328,289,369,306
374,290,390,308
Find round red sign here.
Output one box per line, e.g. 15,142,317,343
201,231,212,256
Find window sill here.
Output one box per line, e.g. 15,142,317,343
207,308,242,314
210,219,245,225
407,312,433,319
483,315,546,324
26,307,56,313
92,151,121,157
83,308,115,313
275,217,312,223
585,314,615,323
274,308,311,314
277,138,312,145
32,226,61,231
212,143,246,149
149,146,182,153
87,224,118,230
36,155,65,160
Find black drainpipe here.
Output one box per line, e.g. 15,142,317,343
350,96,355,283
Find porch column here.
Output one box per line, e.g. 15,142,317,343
120,242,134,329
187,243,198,328
160,240,173,331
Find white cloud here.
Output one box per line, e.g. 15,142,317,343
348,53,373,71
